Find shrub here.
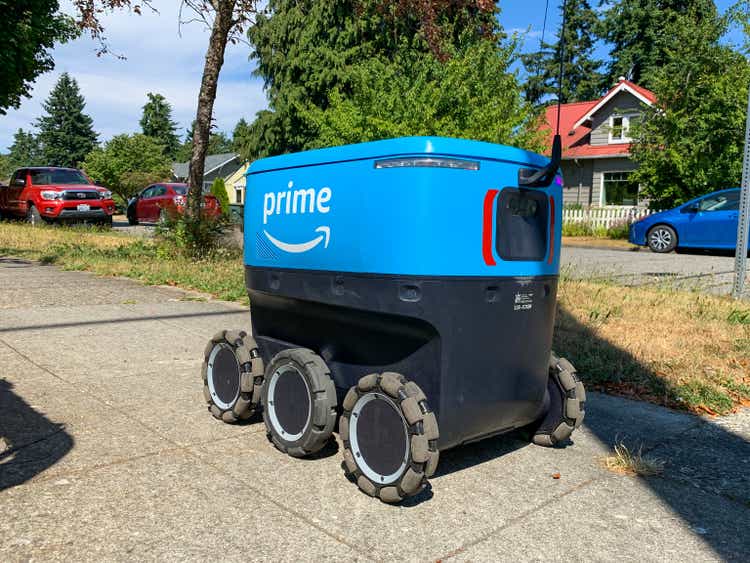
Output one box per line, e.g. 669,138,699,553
210,177,230,216
155,211,230,258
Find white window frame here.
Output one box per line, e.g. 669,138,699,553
608,113,639,143
600,170,641,207
234,185,244,204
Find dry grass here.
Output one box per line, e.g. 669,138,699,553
555,278,750,415
561,236,639,251
2,221,749,414
601,443,665,477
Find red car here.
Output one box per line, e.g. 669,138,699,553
0,167,116,226
126,183,221,225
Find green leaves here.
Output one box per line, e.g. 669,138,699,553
0,1,77,114
245,0,513,157
630,9,750,208
81,134,172,204
303,41,542,151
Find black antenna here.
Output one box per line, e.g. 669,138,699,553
519,0,568,188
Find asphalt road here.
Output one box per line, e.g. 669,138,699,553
1,258,748,561
561,245,745,295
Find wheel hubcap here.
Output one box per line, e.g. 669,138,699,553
349,393,409,485
207,343,240,410
650,229,672,250
267,363,311,441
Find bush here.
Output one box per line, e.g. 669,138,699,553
155,212,230,258
210,178,230,216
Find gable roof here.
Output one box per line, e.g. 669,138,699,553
541,79,656,160
172,153,239,180
571,79,656,130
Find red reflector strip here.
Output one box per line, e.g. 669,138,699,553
548,194,556,264
482,189,499,266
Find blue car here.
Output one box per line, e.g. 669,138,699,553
630,188,744,253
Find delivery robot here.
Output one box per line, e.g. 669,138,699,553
200,136,586,503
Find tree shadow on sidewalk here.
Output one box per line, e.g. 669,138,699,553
0,379,74,491
553,308,749,560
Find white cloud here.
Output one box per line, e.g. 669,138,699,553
0,0,268,151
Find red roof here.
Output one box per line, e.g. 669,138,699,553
541,79,656,159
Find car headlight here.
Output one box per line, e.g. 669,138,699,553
40,190,63,200
99,190,112,199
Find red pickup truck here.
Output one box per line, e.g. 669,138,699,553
0,167,116,226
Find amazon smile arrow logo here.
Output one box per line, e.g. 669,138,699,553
263,226,331,254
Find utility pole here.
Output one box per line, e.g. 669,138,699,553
733,86,750,299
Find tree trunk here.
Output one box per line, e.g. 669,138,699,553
187,0,236,221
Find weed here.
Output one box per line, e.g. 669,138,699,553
728,309,750,325
601,443,665,476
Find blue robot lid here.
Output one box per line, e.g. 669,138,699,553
248,136,550,175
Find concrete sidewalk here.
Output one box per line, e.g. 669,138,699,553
1,258,748,561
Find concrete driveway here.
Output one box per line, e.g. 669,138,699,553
1,258,748,561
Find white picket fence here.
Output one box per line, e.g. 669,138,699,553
562,206,661,229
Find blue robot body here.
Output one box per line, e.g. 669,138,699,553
244,137,562,450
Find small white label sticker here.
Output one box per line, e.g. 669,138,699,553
514,292,534,311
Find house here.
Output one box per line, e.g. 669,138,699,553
223,162,250,205
172,153,244,192
542,77,657,207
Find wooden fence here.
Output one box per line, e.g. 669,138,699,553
562,207,661,229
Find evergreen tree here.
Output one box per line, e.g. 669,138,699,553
522,0,603,105
246,0,501,157
598,0,719,90
232,118,252,154
210,177,230,215
8,129,43,168
36,73,97,167
140,92,180,159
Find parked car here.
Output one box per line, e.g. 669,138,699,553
0,167,115,226
126,183,221,225
630,188,744,253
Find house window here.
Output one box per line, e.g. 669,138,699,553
234,186,243,204
603,171,640,206
609,114,639,143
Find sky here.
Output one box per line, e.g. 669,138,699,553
0,0,742,152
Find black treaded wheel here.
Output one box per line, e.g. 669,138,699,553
262,348,337,458
532,352,586,447
340,372,439,504
201,330,264,423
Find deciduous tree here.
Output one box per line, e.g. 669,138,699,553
630,10,750,208
82,134,172,204
0,0,76,114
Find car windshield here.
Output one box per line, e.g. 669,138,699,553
172,186,188,195
29,169,90,185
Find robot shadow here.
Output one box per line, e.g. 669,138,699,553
0,379,75,491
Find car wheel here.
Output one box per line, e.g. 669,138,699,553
99,216,113,229
26,204,43,226
647,225,677,253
